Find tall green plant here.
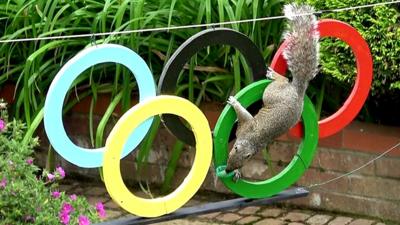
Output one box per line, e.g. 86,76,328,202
1,0,285,193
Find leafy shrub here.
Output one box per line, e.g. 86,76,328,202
0,100,103,225
303,0,400,97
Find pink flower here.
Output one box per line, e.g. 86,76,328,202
69,194,77,201
0,178,7,188
95,202,106,219
56,166,65,178
26,158,33,165
61,203,74,214
47,173,55,181
59,211,70,225
0,119,6,132
51,191,61,198
78,215,90,225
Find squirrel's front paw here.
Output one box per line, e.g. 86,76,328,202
227,96,239,106
232,169,241,183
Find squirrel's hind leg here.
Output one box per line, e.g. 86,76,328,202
227,96,253,125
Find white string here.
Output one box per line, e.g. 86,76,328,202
308,141,400,189
1,0,399,43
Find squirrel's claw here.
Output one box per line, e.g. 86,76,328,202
232,169,241,183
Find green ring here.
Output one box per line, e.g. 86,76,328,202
213,80,318,198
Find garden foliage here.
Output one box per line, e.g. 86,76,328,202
304,0,400,96
0,0,284,132
0,100,102,225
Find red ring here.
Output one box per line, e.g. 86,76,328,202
270,19,373,139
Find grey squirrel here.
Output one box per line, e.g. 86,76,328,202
225,3,320,180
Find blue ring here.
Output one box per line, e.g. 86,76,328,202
44,44,156,168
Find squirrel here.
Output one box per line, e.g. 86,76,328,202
225,3,320,181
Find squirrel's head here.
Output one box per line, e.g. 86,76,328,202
226,139,257,173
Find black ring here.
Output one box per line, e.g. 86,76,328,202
158,28,267,146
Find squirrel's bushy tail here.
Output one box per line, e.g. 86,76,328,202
283,3,319,82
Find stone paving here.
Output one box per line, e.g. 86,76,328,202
59,180,398,225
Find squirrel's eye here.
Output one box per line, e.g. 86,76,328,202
245,153,251,159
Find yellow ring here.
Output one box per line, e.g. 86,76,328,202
103,95,212,217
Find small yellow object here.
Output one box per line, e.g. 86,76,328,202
103,95,212,217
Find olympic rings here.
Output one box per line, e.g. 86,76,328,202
270,19,373,139
158,28,268,146
40,19,373,217
213,80,319,198
103,95,212,217
44,44,156,168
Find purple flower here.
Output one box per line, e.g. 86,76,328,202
0,178,7,188
47,173,55,181
59,202,74,225
26,158,34,165
61,202,74,214
51,191,61,198
56,166,65,178
78,215,90,225
69,194,77,201
0,119,6,132
96,202,106,219
59,211,70,225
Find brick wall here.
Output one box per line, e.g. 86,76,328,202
30,99,400,222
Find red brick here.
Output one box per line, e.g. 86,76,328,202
200,171,231,194
241,159,269,180
267,141,298,163
278,131,302,143
72,94,117,115
0,84,15,104
310,191,400,222
200,102,224,129
297,168,350,194
346,175,400,200
318,131,343,149
311,148,375,175
375,157,400,179
342,122,400,156
347,121,400,138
